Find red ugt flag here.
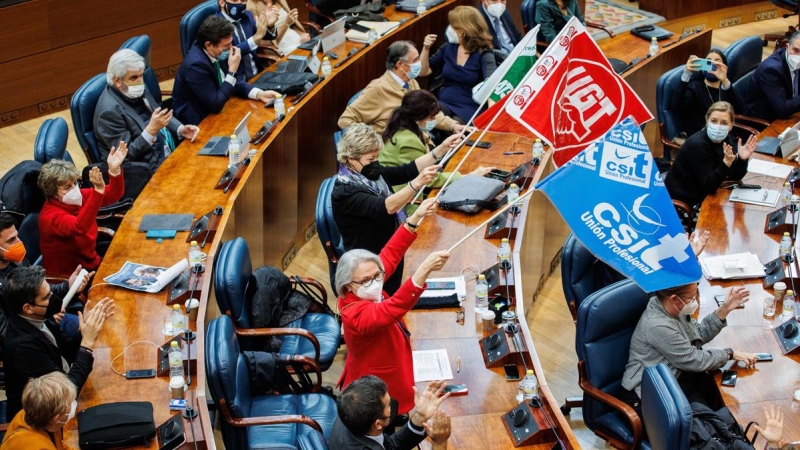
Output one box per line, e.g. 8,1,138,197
473,95,538,140
504,17,653,167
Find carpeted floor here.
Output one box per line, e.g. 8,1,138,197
586,0,664,38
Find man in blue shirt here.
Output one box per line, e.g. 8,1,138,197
478,0,522,58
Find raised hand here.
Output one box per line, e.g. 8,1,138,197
107,141,128,175
689,230,710,256
423,34,437,49
88,167,105,192
228,46,242,74
736,134,757,161
145,107,172,134
722,142,736,167
753,406,784,446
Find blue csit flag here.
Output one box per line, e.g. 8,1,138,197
536,117,702,292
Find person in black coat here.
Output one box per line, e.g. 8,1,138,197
478,0,523,57
665,101,757,210
331,123,448,295
744,32,800,121
673,49,743,139
3,266,114,420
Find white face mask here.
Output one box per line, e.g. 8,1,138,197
123,82,145,99
57,400,78,424
445,26,459,44
61,184,82,207
486,2,505,18
356,281,384,302
421,119,436,131
706,123,729,143
788,53,800,71
677,296,699,316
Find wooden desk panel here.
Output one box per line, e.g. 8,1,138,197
0,0,49,63
637,0,764,21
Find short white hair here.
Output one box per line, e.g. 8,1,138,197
334,249,384,296
106,49,145,85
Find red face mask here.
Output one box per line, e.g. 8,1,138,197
0,241,26,264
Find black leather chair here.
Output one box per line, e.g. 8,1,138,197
33,118,73,164
206,315,337,449
314,176,345,292
641,364,692,450
576,279,651,449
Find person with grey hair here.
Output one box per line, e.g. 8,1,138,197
336,197,450,417
332,123,445,295
745,30,800,121
94,49,200,171
338,40,467,135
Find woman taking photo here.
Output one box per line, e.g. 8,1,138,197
335,198,449,416
665,101,757,211
332,123,441,295
419,6,497,124
536,0,585,44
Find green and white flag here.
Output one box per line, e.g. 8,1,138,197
472,25,540,105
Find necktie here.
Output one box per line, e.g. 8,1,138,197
493,17,514,54
795,69,799,97
402,82,409,91
213,60,223,86
235,22,257,79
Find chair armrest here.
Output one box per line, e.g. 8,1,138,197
323,240,339,264
301,21,322,34
97,227,115,238
284,353,323,391
734,114,769,130
577,360,644,449
232,323,321,362
733,122,758,137
587,21,615,38
290,277,328,303
219,398,323,431
160,90,172,98
304,2,334,24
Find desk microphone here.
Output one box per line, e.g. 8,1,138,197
224,157,251,194
201,206,223,249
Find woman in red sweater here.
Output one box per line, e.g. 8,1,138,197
335,198,450,415
38,143,127,277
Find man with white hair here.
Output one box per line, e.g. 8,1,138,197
94,49,199,170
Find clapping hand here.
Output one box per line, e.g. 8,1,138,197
689,230,710,257
88,167,105,192
723,285,750,311
754,406,784,448
736,134,757,161
424,410,451,450
411,380,450,424
78,297,116,349
107,141,128,175
722,142,736,167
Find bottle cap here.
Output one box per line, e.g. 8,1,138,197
775,282,787,291
173,305,181,311
230,135,237,139
526,369,534,376
510,183,518,189
478,274,486,280
276,94,282,99
501,238,509,243
170,376,185,388
535,138,541,143
323,56,329,61
171,341,179,347
789,290,794,295
785,232,791,236
191,240,198,246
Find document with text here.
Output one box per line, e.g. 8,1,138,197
412,349,454,382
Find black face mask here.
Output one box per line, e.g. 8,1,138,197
226,1,246,20
359,161,383,181
29,297,60,320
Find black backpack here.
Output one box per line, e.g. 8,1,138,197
688,402,756,450
0,160,44,217
243,351,315,395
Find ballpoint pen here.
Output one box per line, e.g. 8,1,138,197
503,151,524,155
456,357,461,373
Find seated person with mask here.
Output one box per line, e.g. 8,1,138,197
94,49,200,171
338,40,468,135
329,375,451,450
173,16,279,126
479,0,522,58
216,0,279,80
3,266,115,420
745,30,800,121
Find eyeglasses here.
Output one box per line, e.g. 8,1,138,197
352,271,385,288
679,293,698,305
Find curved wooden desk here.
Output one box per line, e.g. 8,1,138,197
696,115,800,443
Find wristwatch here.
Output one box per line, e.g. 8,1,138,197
724,348,734,360
227,71,236,77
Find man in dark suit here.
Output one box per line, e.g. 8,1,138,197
745,31,800,121
3,266,114,420
328,376,451,450
172,16,279,126
479,0,522,58
94,49,200,171
215,0,279,79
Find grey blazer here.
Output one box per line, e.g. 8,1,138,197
93,85,182,170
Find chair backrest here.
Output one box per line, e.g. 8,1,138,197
118,34,163,104
315,176,344,291
69,73,107,164
180,1,219,58
214,237,254,328
723,36,764,83
560,233,624,319
642,364,692,450
298,430,329,450
656,66,690,143
733,70,753,107
520,0,537,32
33,118,72,164
576,279,649,431
18,212,41,265
347,90,362,106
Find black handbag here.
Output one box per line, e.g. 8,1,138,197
333,2,385,24
438,175,506,213
252,72,319,95
77,401,156,449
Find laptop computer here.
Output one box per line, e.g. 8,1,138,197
198,112,251,156
756,121,800,157
279,40,321,73
321,17,346,54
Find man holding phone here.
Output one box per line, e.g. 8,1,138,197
95,49,200,172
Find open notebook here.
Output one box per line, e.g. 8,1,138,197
104,260,189,293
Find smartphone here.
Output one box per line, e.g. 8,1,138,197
714,294,744,309
146,229,177,239
694,58,718,72
504,364,521,381
465,139,492,149
126,369,157,379
443,384,468,396
721,370,737,387
426,281,456,290
755,352,773,362
160,98,174,110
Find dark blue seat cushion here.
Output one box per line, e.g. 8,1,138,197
247,393,337,449
281,314,340,370
593,411,651,450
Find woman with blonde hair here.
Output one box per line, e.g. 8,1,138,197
419,6,497,123
247,0,311,55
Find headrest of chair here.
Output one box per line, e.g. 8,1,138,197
642,364,692,450
214,238,253,327
520,0,537,30
69,74,107,161
577,279,649,344
34,118,70,164
180,1,220,58
656,66,690,139
723,36,763,82
119,35,152,67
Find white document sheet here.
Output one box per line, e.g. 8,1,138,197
412,349,454,382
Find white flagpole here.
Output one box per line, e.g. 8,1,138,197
446,188,536,253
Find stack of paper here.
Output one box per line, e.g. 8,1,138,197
699,252,765,280
345,21,400,42
729,187,779,207
412,349,454,382
746,159,794,178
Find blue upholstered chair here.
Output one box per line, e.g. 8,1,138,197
297,430,329,450
206,315,337,450
576,279,651,450
69,73,106,163
179,0,219,58
560,233,625,322
214,237,340,371
118,35,166,104
521,0,536,32
33,118,73,164
18,213,42,266
641,364,692,450
315,176,345,293
722,36,764,83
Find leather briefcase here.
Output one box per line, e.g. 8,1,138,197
438,175,505,214
77,401,156,449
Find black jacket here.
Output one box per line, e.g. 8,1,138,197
478,6,523,53
327,417,427,450
672,73,743,137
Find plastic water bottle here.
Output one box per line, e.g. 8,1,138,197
782,182,792,207
475,274,488,313
507,183,519,204
274,94,285,117
171,304,185,333
321,57,332,76
169,341,185,379
649,37,659,56
189,240,203,268
520,369,539,401
780,232,792,260
497,238,511,268
227,135,240,166
532,139,544,161
368,28,378,44
783,289,796,320
416,0,427,14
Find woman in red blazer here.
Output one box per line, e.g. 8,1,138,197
38,143,127,277
335,198,450,414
